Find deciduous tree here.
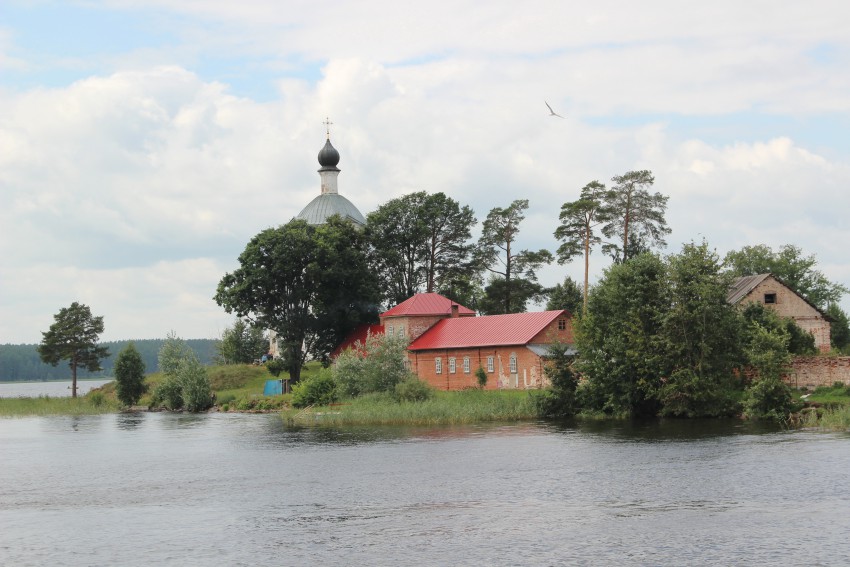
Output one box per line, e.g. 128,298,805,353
545,276,583,315
38,302,109,398
114,342,146,407
216,319,268,365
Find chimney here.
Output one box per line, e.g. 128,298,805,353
451,304,459,318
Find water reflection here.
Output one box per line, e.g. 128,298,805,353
115,412,146,430
546,417,786,442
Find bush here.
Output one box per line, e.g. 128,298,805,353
743,377,800,422
150,356,213,412
393,379,433,403
292,371,338,408
333,334,415,398
89,391,105,407
114,343,147,407
151,376,184,410
266,359,285,377
475,366,488,389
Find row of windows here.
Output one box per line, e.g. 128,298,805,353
435,355,517,374
386,325,405,338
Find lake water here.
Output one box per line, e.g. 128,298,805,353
0,379,113,398
1,414,849,566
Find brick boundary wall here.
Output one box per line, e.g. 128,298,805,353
783,357,850,389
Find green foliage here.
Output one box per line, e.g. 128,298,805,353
827,304,850,352
333,334,416,398
475,366,488,388
215,217,379,381
216,319,268,365
366,191,479,306
576,253,668,416
535,343,579,418
724,244,848,309
393,378,433,403
151,334,212,412
743,377,798,422
545,276,583,315
601,170,671,263
114,342,147,407
88,391,105,407
151,376,183,410
291,370,338,408
478,199,553,314
554,181,611,311
265,358,285,377
741,302,815,355
179,357,213,412
158,331,194,377
658,368,739,418
37,302,109,397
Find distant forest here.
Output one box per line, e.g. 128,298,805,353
0,339,219,382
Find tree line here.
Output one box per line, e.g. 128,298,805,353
216,170,850,384
0,338,218,382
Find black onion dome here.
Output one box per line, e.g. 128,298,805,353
318,139,340,168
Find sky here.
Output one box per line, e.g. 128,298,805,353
2,1,849,344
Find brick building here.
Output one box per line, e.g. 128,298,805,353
336,293,574,390
728,273,832,352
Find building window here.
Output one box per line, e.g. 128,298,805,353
435,357,442,374
487,356,494,373
398,326,404,338
509,354,517,374
463,357,470,374
387,325,394,336
558,319,566,330
764,293,777,304
449,357,456,374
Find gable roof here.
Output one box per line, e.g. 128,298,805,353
727,273,828,317
408,310,567,351
381,293,475,318
727,273,772,305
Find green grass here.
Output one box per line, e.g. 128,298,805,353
0,394,119,417
0,362,325,417
282,388,543,426
798,383,850,407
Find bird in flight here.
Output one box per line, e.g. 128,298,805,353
545,101,564,118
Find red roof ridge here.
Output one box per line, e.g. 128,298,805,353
381,292,475,317
408,310,569,351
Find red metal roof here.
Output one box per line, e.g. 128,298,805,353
408,310,567,350
381,293,475,317
331,323,384,357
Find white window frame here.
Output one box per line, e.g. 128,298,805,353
509,354,517,374
435,357,442,374
398,326,404,338
487,356,494,373
463,356,470,374
387,325,394,337
449,357,456,374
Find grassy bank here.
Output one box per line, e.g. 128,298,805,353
0,394,120,417
282,388,542,426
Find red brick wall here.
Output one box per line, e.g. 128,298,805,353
408,346,549,391
530,313,574,344
380,315,444,341
783,356,850,389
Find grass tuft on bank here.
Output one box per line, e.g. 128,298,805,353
282,388,542,426
0,393,119,417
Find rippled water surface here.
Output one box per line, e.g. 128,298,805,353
1,414,849,566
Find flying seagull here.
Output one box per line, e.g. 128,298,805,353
545,101,564,118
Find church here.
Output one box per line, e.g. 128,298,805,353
284,126,575,391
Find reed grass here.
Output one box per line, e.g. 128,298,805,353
282,388,543,426
798,405,850,431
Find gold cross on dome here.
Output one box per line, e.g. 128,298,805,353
323,117,333,139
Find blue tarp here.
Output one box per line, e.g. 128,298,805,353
263,380,283,396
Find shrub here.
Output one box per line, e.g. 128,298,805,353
536,343,579,418
292,370,338,408
114,342,147,406
743,377,799,422
393,379,433,403
475,366,488,389
333,334,415,398
89,391,105,408
266,359,285,377
179,357,213,412
151,376,183,410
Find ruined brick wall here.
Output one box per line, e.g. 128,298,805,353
408,346,548,391
783,356,850,389
380,315,445,341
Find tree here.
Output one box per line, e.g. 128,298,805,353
554,181,611,312
827,304,850,352
151,334,213,412
114,342,146,407
158,331,195,375
602,170,671,263
576,253,668,417
545,276,583,315
742,321,797,422
478,199,553,314
724,244,848,309
216,319,268,365
215,217,378,381
658,242,742,418
741,302,816,355
38,302,109,398
366,191,478,307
